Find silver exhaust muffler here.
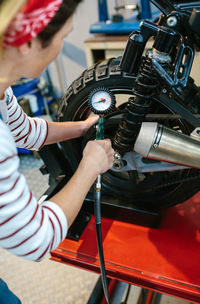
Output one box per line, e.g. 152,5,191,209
134,122,200,169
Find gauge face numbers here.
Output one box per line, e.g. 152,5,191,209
89,88,115,114
91,91,111,112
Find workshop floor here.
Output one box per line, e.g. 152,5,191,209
0,154,194,304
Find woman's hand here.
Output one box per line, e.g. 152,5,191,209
51,138,114,228
82,112,99,135
82,139,114,175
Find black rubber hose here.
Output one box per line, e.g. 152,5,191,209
94,188,111,304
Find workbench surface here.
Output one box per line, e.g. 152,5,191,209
51,193,200,303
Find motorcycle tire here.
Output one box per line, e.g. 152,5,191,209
58,57,200,209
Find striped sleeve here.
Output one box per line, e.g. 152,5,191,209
6,87,48,151
0,119,68,261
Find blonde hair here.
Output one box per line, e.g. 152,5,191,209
0,0,27,38
0,0,27,82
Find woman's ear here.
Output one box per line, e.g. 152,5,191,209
18,41,32,56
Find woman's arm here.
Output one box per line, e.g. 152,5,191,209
0,118,114,261
5,87,98,150
45,114,98,145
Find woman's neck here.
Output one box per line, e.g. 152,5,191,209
0,50,19,99
0,81,10,99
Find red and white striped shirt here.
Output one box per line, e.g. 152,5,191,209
0,87,67,261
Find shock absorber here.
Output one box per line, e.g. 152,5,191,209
113,53,159,154
113,26,177,156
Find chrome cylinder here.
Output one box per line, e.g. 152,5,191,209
134,122,200,169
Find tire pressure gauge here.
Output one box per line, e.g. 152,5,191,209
88,87,115,304
88,87,116,114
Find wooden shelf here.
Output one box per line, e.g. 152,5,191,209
84,34,129,66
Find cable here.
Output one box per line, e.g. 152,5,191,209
94,116,111,304
88,88,116,304
94,175,111,304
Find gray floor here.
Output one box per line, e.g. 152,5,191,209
0,153,193,304
18,152,49,201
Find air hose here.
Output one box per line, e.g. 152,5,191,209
88,87,116,304
94,116,111,304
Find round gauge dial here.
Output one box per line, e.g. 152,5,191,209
88,88,116,114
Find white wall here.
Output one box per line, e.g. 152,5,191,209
47,0,117,94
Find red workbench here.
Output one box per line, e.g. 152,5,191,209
51,193,200,303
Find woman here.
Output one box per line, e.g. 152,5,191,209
0,0,114,302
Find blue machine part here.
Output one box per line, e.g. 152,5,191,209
90,19,142,34
98,0,108,21
140,0,151,19
12,78,46,116
90,0,160,35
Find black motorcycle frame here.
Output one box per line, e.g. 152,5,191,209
113,0,200,155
